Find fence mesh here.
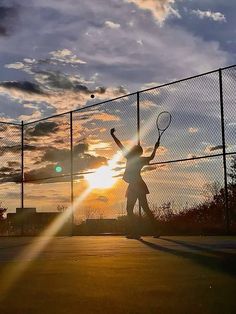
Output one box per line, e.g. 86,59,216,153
139,72,222,163
23,114,71,213
1,66,236,235
222,67,236,229
0,123,21,212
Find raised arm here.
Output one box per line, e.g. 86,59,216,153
110,128,125,151
148,138,160,161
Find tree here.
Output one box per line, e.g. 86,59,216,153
201,181,222,202
227,155,236,221
0,203,7,221
228,155,236,185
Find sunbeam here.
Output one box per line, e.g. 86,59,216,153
0,188,91,300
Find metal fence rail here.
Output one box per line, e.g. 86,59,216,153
1,65,236,235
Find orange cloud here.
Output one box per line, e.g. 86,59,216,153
126,0,180,24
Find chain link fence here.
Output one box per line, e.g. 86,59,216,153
1,65,236,235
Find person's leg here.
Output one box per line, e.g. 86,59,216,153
139,195,160,236
126,194,139,237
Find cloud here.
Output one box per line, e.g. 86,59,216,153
141,99,160,109
0,140,108,184
1,52,128,116
0,145,21,157
0,124,7,132
5,62,25,70
49,49,87,65
0,80,126,116
92,112,120,122
7,161,20,168
0,81,44,94
0,25,7,36
191,9,226,22
188,127,198,133
104,21,121,29
41,144,88,164
205,144,224,153
96,195,109,202
0,4,18,36
5,50,87,76
0,166,14,173
145,145,168,156
125,0,180,24
23,145,108,183
19,110,42,122
26,121,59,137
142,165,157,173
137,39,143,46
0,173,21,183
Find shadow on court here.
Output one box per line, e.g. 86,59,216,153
139,238,236,277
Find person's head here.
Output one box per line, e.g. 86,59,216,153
127,145,143,158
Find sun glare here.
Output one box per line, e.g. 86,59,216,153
85,165,116,189
85,152,123,189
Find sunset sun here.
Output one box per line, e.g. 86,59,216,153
85,165,116,189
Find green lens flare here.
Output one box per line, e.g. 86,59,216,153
55,166,62,173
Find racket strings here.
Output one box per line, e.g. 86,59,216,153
157,112,171,131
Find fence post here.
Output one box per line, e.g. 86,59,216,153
137,92,140,145
219,68,230,234
137,92,142,218
70,112,74,236
21,120,24,209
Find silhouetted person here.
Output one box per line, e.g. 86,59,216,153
110,128,160,239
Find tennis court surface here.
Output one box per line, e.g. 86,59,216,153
0,236,236,314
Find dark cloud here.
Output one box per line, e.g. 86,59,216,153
35,70,78,90
0,143,43,157
41,144,107,173
34,69,108,95
0,124,7,132
26,121,59,137
54,138,65,144
0,171,21,183
41,148,68,164
0,165,21,183
0,25,7,36
24,164,62,182
0,166,13,173
7,161,20,167
0,140,149,182
0,144,21,156
74,143,89,154
0,81,43,94
209,145,224,151
41,144,88,164
24,144,40,151
0,4,18,36
22,144,108,183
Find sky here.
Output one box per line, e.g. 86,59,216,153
0,0,236,218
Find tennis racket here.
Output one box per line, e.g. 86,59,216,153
156,111,172,140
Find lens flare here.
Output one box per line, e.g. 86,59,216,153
55,166,62,173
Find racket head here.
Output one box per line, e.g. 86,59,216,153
156,111,172,131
